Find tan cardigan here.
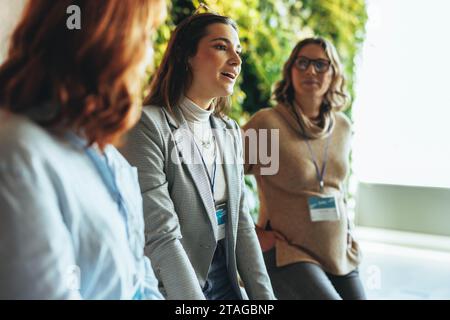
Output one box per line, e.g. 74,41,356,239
243,104,362,276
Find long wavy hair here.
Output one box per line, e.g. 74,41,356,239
0,0,165,148
273,37,349,139
144,13,238,117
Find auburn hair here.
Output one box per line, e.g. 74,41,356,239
0,0,165,148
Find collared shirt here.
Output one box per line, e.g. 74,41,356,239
0,111,163,300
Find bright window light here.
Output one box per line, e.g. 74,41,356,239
353,0,450,189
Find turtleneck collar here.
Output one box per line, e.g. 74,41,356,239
275,102,335,140
180,96,214,123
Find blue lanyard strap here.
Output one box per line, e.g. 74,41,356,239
291,106,332,192
188,118,218,197
305,135,331,192
198,140,217,195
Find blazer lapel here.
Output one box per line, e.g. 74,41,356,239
163,107,219,240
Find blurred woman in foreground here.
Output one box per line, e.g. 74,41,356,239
0,0,166,299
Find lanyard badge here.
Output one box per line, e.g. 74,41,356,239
308,195,340,222
304,135,340,222
215,202,228,240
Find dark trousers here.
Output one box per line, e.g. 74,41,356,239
203,240,241,300
263,248,366,300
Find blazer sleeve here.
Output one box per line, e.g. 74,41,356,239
120,111,205,300
232,121,276,300
0,151,81,300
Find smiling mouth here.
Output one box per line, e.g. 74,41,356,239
221,72,236,80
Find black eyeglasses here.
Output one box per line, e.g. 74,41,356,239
294,57,331,73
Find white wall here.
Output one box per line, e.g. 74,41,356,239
352,0,450,189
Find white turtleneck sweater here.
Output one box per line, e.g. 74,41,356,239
180,97,227,207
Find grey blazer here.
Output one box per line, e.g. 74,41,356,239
120,104,274,300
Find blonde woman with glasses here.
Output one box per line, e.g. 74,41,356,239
243,38,366,300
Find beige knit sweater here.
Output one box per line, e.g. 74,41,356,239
243,103,362,275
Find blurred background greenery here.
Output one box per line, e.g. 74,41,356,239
150,0,368,218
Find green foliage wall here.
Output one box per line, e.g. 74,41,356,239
153,0,367,122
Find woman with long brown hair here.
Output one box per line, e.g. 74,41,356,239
120,12,275,300
243,38,365,299
0,0,165,299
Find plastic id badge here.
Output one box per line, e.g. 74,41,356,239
215,202,228,240
307,195,340,222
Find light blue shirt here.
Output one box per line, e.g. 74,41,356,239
0,111,163,300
